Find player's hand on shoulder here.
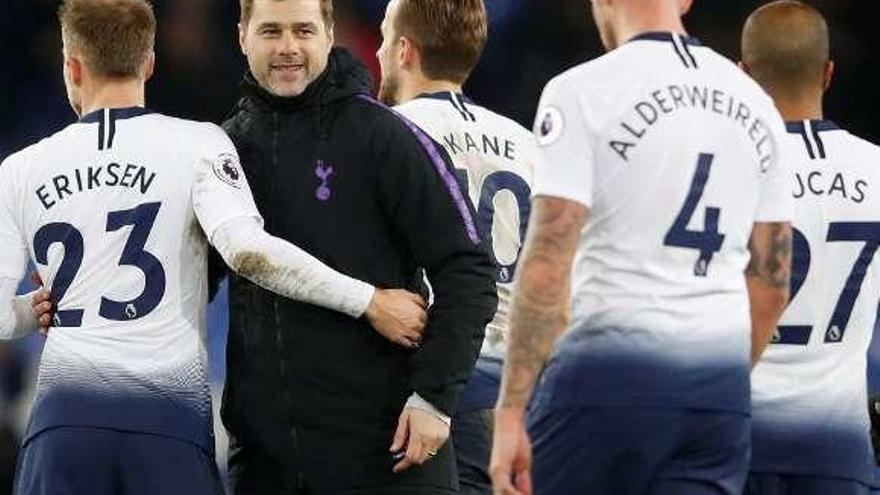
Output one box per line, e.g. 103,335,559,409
364,288,427,349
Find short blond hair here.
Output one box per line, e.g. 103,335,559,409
394,0,487,84
59,0,156,79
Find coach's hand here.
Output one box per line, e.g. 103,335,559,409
365,289,427,348
490,406,532,495
390,406,449,473
28,272,52,336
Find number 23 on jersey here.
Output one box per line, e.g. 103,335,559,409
33,202,166,327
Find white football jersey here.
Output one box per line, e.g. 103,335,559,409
395,93,536,358
531,32,792,412
0,107,260,451
750,120,880,484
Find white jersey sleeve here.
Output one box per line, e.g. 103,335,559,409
0,157,35,339
0,158,27,279
190,126,374,318
191,127,263,240
211,216,374,318
755,111,795,222
531,79,595,208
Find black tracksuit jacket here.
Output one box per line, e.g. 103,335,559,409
217,48,498,494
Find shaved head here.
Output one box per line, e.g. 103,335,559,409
742,1,830,96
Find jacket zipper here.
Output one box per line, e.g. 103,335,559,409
271,111,305,494
271,111,279,231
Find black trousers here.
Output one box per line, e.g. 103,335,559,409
227,435,458,495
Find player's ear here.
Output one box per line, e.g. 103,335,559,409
679,0,694,15
399,36,415,70
143,52,156,83
67,55,83,86
823,60,834,92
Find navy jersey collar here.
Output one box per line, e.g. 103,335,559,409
414,91,475,105
785,119,840,133
79,106,153,124
629,31,702,46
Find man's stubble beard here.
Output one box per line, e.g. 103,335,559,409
377,75,400,106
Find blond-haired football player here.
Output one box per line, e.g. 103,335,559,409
491,0,794,493
0,1,426,492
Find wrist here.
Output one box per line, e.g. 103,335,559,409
406,393,451,426
356,285,377,319
495,401,528,415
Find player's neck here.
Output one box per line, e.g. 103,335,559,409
613,4,688,47
401,76,462,105
774,97,824,122
79,78,146,117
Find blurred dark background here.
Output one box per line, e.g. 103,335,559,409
3,0,880,156
1,0,879,492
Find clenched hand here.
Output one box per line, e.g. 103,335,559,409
364,289,427,348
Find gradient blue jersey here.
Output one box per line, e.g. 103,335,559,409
0,108,261,452
751,120,880,484
531,32,793,413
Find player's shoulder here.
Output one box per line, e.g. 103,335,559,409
834,126,878,149
0,124,78,176
688,45,777,110
472,104,535,145
145,113,230,145
829,125,880,164
539,44,652,109
543,60,600,96
392,97,445,129
394,97,435,116
548,36,693,88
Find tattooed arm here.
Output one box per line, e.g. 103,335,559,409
746,221,792,366
498,197,588,408
490,197,587,495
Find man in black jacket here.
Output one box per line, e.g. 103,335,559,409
218,0,498,493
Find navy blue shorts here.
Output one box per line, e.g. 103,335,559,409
451,356,502,495
528,406,750,495
746,473,870,495
15,426,223,495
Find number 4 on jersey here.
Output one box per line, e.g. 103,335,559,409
664,153,726,276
